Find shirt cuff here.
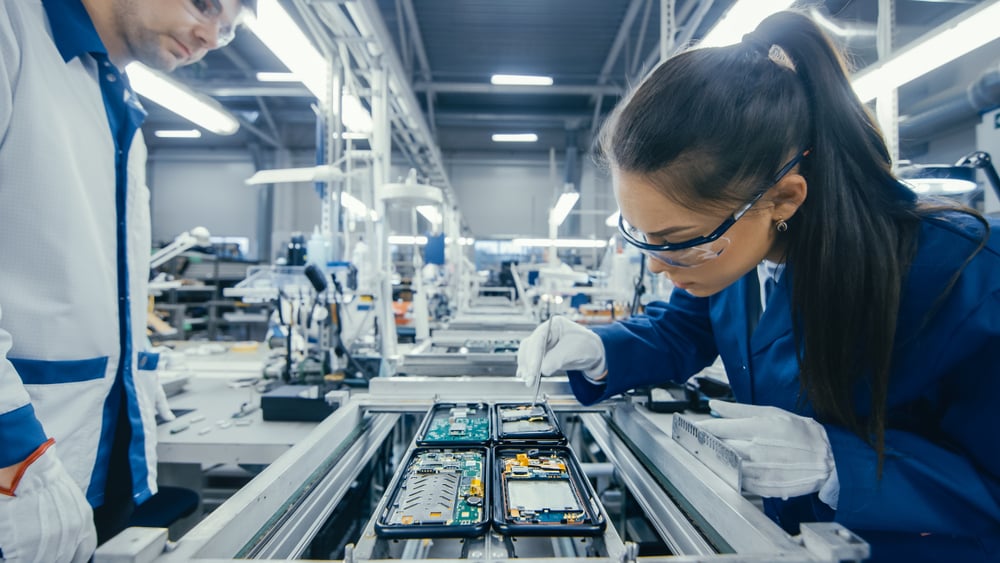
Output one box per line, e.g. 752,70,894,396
818,465,840,510
581,368,608,384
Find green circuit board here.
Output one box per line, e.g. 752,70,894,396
384,449,486,528
422,404,491,444
499,450,585,524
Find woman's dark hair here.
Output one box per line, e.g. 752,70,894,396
599,11,986,469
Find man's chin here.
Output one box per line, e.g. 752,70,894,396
136,53,182,73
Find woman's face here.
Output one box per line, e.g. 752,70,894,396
614,167,804,297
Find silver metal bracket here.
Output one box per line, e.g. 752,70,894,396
799,522,871,562
671,413,743,492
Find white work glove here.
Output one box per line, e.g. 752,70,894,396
0,446,97,562
516,316,606,389
154,379,176,422
696,399,835,500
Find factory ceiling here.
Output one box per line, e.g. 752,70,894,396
144,0,999,163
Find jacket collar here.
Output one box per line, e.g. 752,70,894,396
43,0,108,63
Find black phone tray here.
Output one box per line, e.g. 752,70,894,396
415,402,492,446
492,402,565,445
375,447,491,539
492,445,606,537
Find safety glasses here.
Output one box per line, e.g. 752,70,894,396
189,0,237,47
619,149,809,268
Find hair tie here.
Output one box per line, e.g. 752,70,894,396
741,33,771,56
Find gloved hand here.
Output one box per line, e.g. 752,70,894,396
696,399,835,500
0,443,97,562
155,377,176,422
516,316,606,389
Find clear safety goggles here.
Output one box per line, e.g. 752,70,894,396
189,0,237,47
618,149,809,268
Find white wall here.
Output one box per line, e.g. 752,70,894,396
149,148,329,262
444,155,555,238
148,151,262,256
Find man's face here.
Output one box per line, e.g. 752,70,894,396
114,0,246,71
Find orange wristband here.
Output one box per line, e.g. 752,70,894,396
0,438,55,497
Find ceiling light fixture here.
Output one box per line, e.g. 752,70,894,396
246,0,372,132
388,235,428,245
605,210,620,227
492,133,538,143
126,63,239,135
851,1,1000,102
154,129,202,139
490,74,554,86
341,192,380,221
416,205,442,226
698,0,796,48
256,71,301,82
549,191,580,227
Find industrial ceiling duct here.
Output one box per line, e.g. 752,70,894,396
899,63,1000,142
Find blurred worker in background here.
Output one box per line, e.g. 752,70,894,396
0,0,254,560
518,11,999,562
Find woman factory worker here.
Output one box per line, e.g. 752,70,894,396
517,10,999,561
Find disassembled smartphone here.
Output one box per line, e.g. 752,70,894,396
646,382,689,413
461,338,520,354
375,447,490,538
493,402,565,444
493,446,605,536
416,402,492,446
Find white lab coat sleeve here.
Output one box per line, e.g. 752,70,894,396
0,0,19,141
0,0,49,470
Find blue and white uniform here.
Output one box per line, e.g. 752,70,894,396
570,212,1000,561
0,0,158,508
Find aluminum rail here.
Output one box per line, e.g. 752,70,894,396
578,412,716,556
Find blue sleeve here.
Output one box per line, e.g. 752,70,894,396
829,289,1000,541
568,290,719,406
829,427,1000,538
0,404,47,467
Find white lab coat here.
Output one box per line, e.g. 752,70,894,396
0,0,158,506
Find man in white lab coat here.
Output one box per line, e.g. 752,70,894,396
0,1,255,560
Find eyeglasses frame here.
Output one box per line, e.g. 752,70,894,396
618,148,811,253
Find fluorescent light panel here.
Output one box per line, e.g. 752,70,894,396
549,191,580,227
341,192,379,221
904,178,978,195
389,235,428,245
154,129,202,139
851,1,1000,102
491,74,553,86
246,1,372,132
605,210,620,227
416,205,442,225
492,133,538,143
126,63,239,135
390,235,474,246
256,71,300,82
699,0,796,48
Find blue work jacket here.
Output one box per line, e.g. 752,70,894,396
570,212,1000,561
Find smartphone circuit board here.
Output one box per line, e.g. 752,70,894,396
494,447,604,535
418,403,491,445
495,402,563,443
377,448,489,538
